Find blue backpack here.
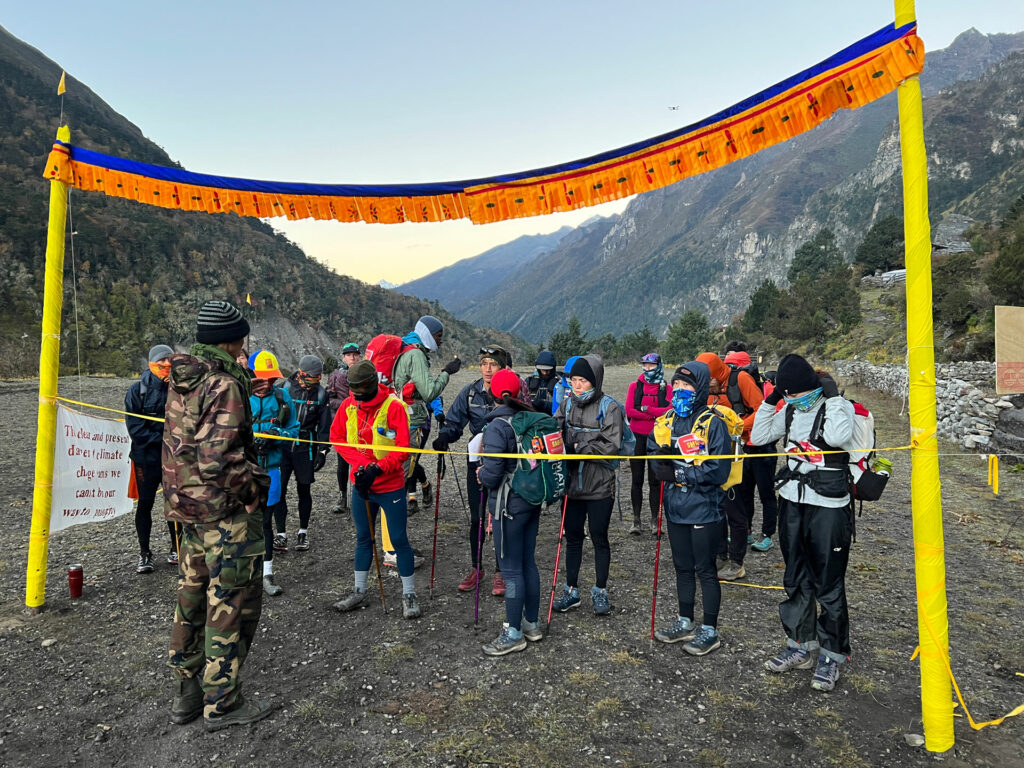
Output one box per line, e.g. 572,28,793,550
564,394,634,468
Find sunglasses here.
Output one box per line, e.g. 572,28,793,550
479,346,503,355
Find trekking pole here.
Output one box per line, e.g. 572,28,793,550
474,489,485,628
429,457,443,600
448,459,470,522
650,482,665,646
546,493,570,628
366,500,387,614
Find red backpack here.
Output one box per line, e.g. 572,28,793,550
364,334,417,401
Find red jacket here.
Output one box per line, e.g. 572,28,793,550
625,377,672,436
330,385,410,494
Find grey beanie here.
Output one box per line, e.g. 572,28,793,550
148,344,174,363
298,354,324,376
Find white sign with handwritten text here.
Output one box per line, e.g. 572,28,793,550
51,405,134,532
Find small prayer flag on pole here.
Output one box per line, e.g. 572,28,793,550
246,293,252,305
57,71,66,95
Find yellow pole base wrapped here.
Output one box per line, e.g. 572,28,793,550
25,125,70,609
895,0,954,753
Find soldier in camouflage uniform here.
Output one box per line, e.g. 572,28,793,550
162,300,274,732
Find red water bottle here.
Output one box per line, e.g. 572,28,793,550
68,564,83,598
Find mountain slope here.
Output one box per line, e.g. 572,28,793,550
0,24,523,377
398,228,572,313
448,28,1024,342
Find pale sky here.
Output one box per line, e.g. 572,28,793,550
5,1,1023,285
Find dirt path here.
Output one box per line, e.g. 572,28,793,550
0,368,1021,767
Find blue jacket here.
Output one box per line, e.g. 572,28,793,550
647,361,731,525
250,385,301,470
551,354,580,416
437,378,494,448
125,371,168,466
478,405,540,519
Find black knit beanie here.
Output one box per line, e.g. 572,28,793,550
196,300,249,344
775,353,820,396
568,357,597,388
670,365,698,388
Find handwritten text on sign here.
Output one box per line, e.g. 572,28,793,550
51,405,134,532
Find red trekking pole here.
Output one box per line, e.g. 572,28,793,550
429,456,443,599
546,493,571,627
650,482,665,645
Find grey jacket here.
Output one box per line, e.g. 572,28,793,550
750,394,856,508
555,355,624,501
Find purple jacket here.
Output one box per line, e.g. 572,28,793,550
625,377,672,436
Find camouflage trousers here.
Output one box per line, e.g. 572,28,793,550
168,510,264,718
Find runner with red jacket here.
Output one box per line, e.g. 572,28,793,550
624,353,672,535
330,360,421,619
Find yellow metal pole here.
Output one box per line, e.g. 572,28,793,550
894,0,954,752
25,125,71,609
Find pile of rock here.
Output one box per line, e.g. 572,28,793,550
835,360,1021,452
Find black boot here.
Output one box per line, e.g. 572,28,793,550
170,675,203,725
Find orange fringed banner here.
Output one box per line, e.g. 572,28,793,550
44,24,923,226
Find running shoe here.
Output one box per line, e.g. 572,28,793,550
717,561,746,581
654,617,698,644
458,568,484,592
492,572,506,597
136,552,154,574
272,533,288,553
294,532,309,551
482,624,527,656
552,585,580,613
811,655,841,691
751,536,774,552
765,646,817,673
683,625,721,656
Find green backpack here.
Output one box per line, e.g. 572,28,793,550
500,411,567,507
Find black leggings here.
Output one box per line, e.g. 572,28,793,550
264,499,283,562
564,497,613,589
628,431,660,518
717,491,749,565
277,460,312,531
336,453,349,498
666,519,721,627
133,462,176,554
467,461,498,570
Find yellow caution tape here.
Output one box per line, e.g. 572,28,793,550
911,608,1024,730
55,396,915,463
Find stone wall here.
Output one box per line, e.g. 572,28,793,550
835,360,1022,453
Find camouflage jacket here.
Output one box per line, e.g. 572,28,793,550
162,347,269,523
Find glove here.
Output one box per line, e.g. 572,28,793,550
818,374,840,399
263,426,282,437
432,436,450,453
435,413,446,427
764,390,783,406
354,463,383,496
442,358,462,375
652,460,676,483
312,450,327,472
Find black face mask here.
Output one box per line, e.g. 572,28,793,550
351,383,376,402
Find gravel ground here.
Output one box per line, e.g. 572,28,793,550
0,366,1021,767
